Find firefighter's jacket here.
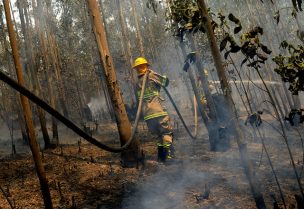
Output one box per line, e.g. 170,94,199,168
137,70,169,121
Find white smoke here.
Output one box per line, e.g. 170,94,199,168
87,96,108,121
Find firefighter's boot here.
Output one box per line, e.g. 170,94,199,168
157,145,167,162
164,143,175,161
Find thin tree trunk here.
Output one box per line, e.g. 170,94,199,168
254,3,289,114
139,2,162,71
0,5,28,144
116,0,136,106
273,5,301,110
3,0,53,208
61,1,85,121
173,42,195,109
96,63,116,121
196,1,267,208
262,0,296,110
87,0,142,166
131,0,145,57
48,33,69,118
17,0,51,148
16,104,28,143
244,0,286,115
36,0,59,142
36,0,69,120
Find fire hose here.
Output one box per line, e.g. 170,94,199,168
163,87,197,139
0,70,149,153
0,70,197,153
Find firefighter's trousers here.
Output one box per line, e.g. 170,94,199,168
146,115,173,145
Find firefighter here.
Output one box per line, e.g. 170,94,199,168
133,57,174,162
197,69,216,116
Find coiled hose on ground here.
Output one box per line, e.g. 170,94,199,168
0,70,197,153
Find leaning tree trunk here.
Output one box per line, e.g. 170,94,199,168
3,0,53,208
179,40,221,150
87,0,142,166
188,35,226,149
196,0,267,208
87,2,116,121
0,5,29,143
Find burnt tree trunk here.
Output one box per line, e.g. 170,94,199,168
3,0,53,208
179,41,221,150
87,0,142,166
196,0,267,208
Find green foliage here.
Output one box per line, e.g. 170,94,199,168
166,0,205,40
273,42,304,95
165,1,236,43
217,10,303,96
218,12,271,69
228,14,242,34
239,28,271,68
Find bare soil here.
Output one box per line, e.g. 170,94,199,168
0,117,303,209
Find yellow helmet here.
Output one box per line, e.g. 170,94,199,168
133,57,148,68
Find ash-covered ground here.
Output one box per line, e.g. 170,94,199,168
0,114,303,209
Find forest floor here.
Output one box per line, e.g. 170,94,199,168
0,115,304,209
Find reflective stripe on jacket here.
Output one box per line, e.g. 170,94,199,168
144,111,168,120
137,70,169,121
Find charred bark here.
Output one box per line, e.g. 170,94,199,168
87,0,142,166
178,41,222,150
196,0,267,208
